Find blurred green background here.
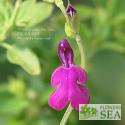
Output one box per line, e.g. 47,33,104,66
0,0,125,125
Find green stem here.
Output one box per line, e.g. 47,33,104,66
75,34,86,68
55,0,69,24
0,0,21,42
55,1,85,68
0,43,12,49
9,0,21,27
60,104,73,125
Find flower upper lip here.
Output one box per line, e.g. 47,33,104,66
58,39,74,68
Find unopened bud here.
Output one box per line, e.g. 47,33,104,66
66,5,77,17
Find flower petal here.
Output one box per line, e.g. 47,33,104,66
48,86,68,110
51,66,63,87
58,39,74,68
70,87,90,110
75,66,87,85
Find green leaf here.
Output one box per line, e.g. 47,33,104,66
43,0,55,3
7,45,41,75
16,0,53,27
0,91,29,114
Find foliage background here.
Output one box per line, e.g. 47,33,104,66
0,0,125,125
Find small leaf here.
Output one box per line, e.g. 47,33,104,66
16,0,53,27
7,45,41,75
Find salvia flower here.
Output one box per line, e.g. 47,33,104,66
66,5,77,17
48,39,90,110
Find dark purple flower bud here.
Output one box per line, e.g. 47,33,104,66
58,39,74,68
66,5,77,17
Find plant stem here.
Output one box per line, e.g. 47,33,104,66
0,0,21,42
56,0,85,68
75,34,86,69
0,43,12,49
55,0,69,24
60,104,73,125
9,0,21,27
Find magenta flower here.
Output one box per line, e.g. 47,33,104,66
48,39,90,110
